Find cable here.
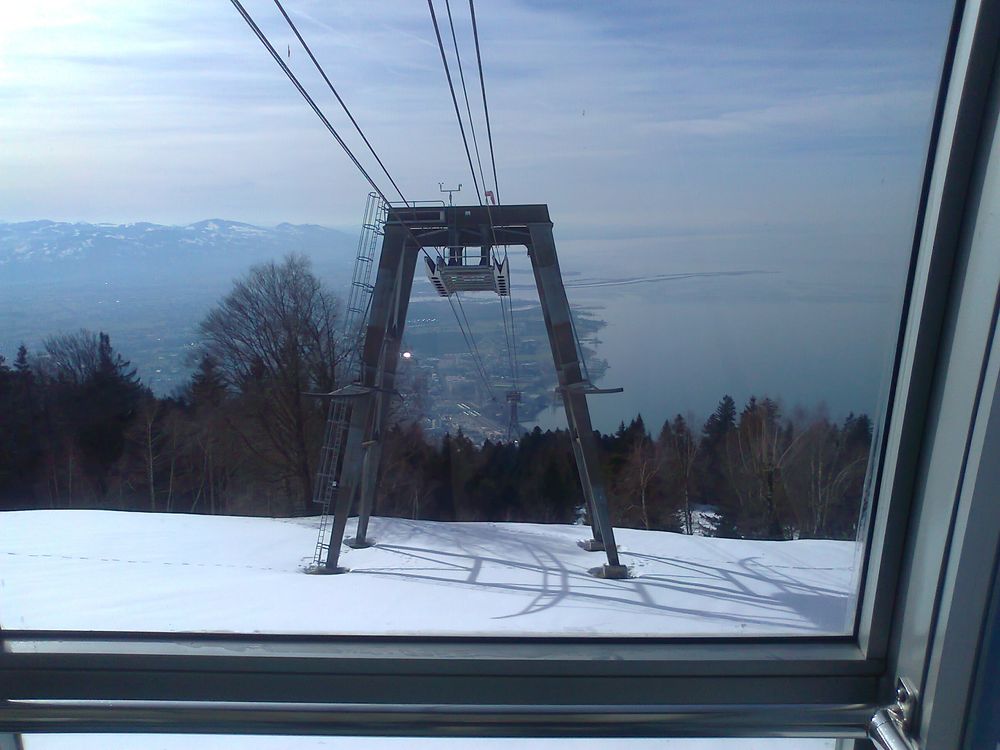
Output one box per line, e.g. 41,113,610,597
271,0,408,205
441,0,513,394
427,0,482,204
458,0,518,400
427,0,517,408
230,3,429,266
445,292,495,400
231,1,458,390
503,247,520,387
453,291,495,400
229,0,401,220
231,0,497,407
437,0,502,265
496,290,515,390
427,0,508,401
468,0,500,205
443,0,488,203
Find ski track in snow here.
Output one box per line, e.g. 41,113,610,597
0,510,858,637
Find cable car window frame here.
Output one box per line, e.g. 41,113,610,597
2,0,999,743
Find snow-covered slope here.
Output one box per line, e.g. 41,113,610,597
0,511,858,637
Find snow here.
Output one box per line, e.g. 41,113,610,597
0,510,858,636
5,511,849,749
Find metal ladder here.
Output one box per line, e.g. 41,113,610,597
310,193,387,568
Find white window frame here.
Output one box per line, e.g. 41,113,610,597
2,0,999,745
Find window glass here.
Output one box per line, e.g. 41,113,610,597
0,0,955,636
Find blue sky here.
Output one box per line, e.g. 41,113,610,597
1,0,953,244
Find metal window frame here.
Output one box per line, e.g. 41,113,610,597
2,0,998,743
884,2,1000,744
857,0,999,665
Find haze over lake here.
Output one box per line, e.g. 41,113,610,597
1,219,903,434
525,223,903,431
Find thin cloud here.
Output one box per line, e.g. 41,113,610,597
0,0,953,233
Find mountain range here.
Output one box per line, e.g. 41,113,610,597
0,219,357,284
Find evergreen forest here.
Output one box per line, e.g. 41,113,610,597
0,256,872,541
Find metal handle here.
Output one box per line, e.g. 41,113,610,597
869,708,914,750
868,678,918,750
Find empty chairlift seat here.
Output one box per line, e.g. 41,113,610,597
424,250,510,297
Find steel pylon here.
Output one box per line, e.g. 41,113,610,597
321,204,628,579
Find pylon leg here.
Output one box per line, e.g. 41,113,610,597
353,244,418,545
323,392,371,571
526,221,628,578
345,442,377,549
325,224,416,570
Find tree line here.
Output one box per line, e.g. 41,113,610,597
374,399,870,541
0,254,871,540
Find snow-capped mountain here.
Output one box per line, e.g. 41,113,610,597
0,219,356,283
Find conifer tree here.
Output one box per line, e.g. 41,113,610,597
14,343,30,373
699,395,738,536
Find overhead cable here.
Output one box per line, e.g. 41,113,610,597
443,0,488,202
271,0,408,205
427,0,482,204
452,292,496,401
438,0,516,393
468,0,500,205
228,0,403,219
231,0,496,401
497,286,516,391
465,0,517,389
427,0,506,399
229,2,429,264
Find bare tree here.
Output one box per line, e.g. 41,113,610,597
120,396,163,510
198,254,341,513
725,397,802,539
782,409,870,538
663,414,700,535
620,438,665,530
38,330,101,385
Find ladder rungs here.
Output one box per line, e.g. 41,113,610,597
312,194,385,564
